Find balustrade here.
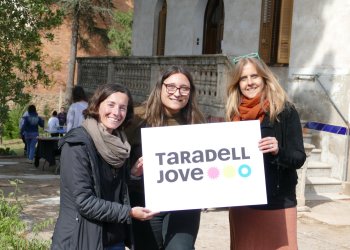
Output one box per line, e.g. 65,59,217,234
77,55,231,118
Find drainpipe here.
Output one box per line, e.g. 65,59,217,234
293,74,350,195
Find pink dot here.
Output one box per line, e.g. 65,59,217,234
207,167,219,179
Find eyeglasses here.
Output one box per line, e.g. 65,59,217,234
232,52,260,64
163,83,191,96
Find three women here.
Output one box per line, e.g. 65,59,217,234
52,59,305,249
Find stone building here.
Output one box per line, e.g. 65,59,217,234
77,0,350,196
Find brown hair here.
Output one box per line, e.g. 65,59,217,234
84,83,134,129
144,65,205,126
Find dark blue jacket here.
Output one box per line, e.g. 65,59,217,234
20,112,44,138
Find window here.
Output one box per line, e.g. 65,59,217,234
259,0,293,65
156,1,167,56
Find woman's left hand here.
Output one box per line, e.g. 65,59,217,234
131,156,143,176
259,136,279,155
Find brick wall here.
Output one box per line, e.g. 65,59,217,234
28,0,133,116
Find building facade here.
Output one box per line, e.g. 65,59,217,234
130,0,350,194
77,0,350,194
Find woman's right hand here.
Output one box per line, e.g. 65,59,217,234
131,156,143,176
129,206,159,221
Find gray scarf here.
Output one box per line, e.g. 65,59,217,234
82,118,130,169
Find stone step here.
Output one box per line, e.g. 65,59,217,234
305,177,343,194
305,192,350,201
309,148,322,161
303,133,312,144
307,161,332,177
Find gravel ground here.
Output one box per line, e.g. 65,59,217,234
1,157,350,250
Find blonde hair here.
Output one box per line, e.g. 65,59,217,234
144,65,205,126
225,58,289,122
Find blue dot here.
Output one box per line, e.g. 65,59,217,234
238,164,251,177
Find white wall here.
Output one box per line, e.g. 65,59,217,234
132,0,263,56
165,0,198,55
131,0,158,56
288,0,350,181
222,0,262,55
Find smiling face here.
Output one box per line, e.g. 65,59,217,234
98,92,129,133
161,73,191,115
239,62,265,99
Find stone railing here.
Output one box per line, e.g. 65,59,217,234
296,142,315,211
77,55,232,119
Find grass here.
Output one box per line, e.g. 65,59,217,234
10,143,26,156
0,140,25,157
0,180,52,249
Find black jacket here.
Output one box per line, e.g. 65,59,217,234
253,104,306,210
51,127,132,250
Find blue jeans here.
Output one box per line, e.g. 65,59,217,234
25,137,38,160
104,242,125,250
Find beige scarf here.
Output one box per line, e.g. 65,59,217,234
82,118,130,169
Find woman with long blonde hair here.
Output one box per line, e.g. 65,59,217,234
226,56,306,250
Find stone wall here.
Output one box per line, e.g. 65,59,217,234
77,55,232,119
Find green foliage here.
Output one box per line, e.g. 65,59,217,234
3,104,27,140
0,180,51,249
0,147,17,156
43,104,51,121
58,0,114,49
57,0,114,104
0,0,63,137
108,10,133,56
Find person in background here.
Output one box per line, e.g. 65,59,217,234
57,107,67,136
20,105,44,163
48,111,60,137
225,54,306,249
57,107,67,127
126,65,205,250
66,86,88,132
51,83,157,250
19,110,29,155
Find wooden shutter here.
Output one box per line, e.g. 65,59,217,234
259,0,275,64
277,0,293,64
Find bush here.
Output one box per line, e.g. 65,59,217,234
0,180,52,249
0,147,16,156
3,104,27,140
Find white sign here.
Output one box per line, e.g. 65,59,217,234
141,120,266,212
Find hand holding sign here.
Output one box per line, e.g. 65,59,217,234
131,156,144,176
130,206,159,221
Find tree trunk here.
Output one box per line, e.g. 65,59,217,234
65,10,79,106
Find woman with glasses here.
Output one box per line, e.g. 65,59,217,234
226,56,306,249
126,65,205,250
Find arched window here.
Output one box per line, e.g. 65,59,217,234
203,0,224,54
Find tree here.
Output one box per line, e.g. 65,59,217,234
0,0,62,138
58,0,114,105
108,10,133,56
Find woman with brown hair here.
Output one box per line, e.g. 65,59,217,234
51,83,157,250
226,55,306,249
126,65,205,250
